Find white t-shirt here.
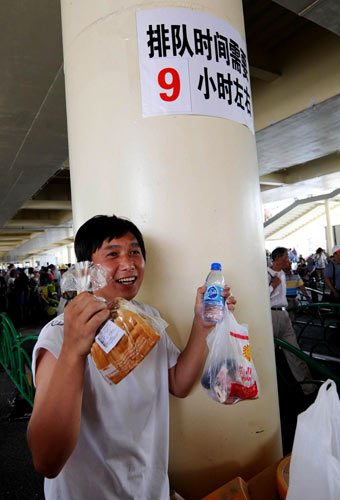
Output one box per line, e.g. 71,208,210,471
32,300,180,500
314,253,327,269
268,267,288,308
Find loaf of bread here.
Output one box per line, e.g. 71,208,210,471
91,302,160,384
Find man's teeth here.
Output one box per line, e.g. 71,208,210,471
117,277,136,283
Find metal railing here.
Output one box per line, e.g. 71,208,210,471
0,313,38,406
274,336,340,389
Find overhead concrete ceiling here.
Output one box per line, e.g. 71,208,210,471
256,95,340,176
273,0,340,36
1,0,340,262
264,188,340,240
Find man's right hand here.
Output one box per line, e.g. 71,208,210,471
63,292,111,359
28,292,111,478
271,276,281,289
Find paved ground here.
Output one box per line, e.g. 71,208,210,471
0,319,45,499
0,307,339,498
0,372,44,499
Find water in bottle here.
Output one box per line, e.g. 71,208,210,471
202,263,225,323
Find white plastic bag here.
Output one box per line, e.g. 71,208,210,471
287,379,340,500
201,307,260,404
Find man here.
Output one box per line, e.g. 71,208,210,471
4,263,15,285
324,245,340,303
49,264,61,298
313,247,328,281
284,262,311,321
268,247,315,396
27,215,236,500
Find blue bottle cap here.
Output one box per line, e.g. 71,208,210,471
211,262,222,271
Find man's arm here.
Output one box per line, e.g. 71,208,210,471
27,293,110,478
168,285,236,398
268,269,281,296
325,277,340,299
298,284,311,302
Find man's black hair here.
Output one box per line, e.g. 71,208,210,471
74,215,146,262
271,247,288,262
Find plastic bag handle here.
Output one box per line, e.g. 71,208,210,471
313,379,340,412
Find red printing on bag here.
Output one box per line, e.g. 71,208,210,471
228,381,258,400
230,331,249,340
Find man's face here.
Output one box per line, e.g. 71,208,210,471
334,251,340,264
92,231,145,301
276,251,290,271
283,261,292,274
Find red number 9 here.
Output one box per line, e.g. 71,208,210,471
158,68,180,102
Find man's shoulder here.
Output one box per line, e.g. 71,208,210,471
131,299,161,318
268,267,283,277
40,313,65,334
325,260,337,270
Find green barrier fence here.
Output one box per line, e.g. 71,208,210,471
274,336,340,389
0,313,38,407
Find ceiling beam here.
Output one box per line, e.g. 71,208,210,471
250,65,281,82
6,219,62,227
259,173,287,186
22,200,72,210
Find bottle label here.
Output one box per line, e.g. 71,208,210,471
204,285,224,305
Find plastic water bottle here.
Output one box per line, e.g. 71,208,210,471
202,263,225,323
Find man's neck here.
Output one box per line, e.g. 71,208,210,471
271,262,282,272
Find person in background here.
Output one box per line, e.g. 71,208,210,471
268,247,315,396
39,267,52,287
313,247,328,281
28,270,41,320
283,262,311,321
5,264,15,285
288,248,297,265
297,256,308,279
0,270,7,312
49,264,61,298
28,267,35,280
306,255,317,279
14,268,29,324
324,245,340,304
56,266,72,315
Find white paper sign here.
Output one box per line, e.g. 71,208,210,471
95,321,125,354
136,8,254,134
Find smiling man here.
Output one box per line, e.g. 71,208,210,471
27,214,235,500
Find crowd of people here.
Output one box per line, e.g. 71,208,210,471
0,263,71,327
266,245,340,302
267,243,340,399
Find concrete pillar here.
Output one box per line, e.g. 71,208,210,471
66,244,73,265
60,1,282,497
325,200,334,254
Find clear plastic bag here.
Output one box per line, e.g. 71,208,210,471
61,262,167,384
91,298,167,384
201,307,260,404
61,261,108,295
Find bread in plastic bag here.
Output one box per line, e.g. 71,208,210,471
91,298,166,384
61,262,166,384
201,307,260,404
